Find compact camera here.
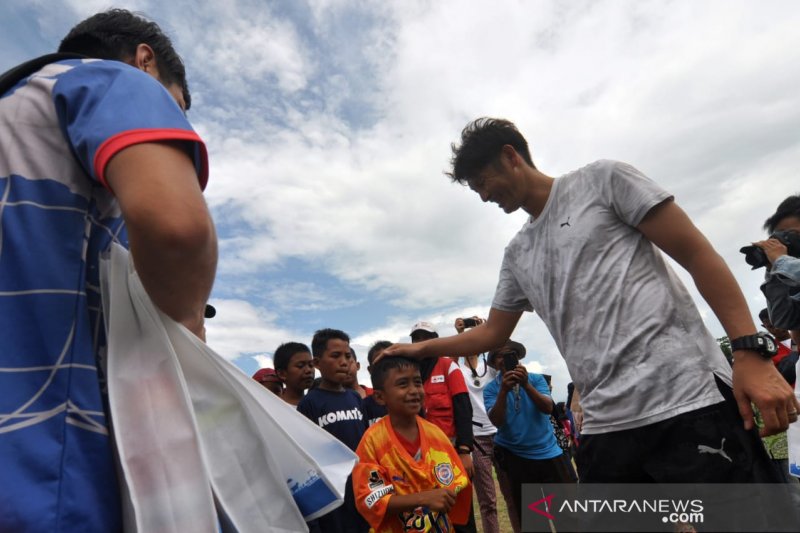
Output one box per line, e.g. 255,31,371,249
740,230,800,270
462,317,479,328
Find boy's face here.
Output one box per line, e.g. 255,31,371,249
315,338,353,384
376,365,424,417
279,351,315,390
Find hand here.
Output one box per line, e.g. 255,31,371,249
732,351,800,436
377,342,425,364
458,452,474,478
753,238,788,266
573,410,584,433
500,367,525,392
419,488,456,513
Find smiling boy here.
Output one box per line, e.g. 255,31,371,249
354,357,471,533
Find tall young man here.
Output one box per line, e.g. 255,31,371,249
384,117,797,484
0,10,216,532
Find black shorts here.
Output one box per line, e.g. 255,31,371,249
576,376,780,483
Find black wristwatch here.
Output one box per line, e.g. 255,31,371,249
730,332,778,359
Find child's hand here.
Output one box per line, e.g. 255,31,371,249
419,488,456,513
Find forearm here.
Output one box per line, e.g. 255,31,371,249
685,248,756,341
523,382,553,414
451,393,473,449
386,493,424,514
418,308,522,359
487,394,508,427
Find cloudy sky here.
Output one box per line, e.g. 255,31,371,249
3,0,799,401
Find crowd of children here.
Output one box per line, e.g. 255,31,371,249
252,325,580,533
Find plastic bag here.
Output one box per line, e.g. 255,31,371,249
100,243,356,532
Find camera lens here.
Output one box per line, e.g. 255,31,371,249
739,245,768,270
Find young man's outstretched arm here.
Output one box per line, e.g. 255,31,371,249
381,308,523,361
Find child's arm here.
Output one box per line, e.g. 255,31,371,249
386,488,456,515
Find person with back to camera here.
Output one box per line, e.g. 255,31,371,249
0,9,216,532
382,118,797,493
353,355,472,533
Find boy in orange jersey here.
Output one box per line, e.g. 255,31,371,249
354,356,471,532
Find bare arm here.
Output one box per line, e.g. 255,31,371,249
386,489,456,514
382,308,523,361
106,141,217,338
637,200,798,435
521,371,554,414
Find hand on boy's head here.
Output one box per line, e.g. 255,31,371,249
419,488,456,513
374,342,423,364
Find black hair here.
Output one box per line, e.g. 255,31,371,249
446,117,535,185
58,8,191,109
367,340,393,366
543,374,552,386
273,342,311,371
764,195,800,234
311,328,350,358
370,356,420,391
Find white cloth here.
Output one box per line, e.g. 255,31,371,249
491,160,732,435
457,358,498,437
100,243,355,532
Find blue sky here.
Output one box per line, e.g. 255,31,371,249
4,0,800,402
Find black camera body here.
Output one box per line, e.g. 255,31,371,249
740,230,800,270
503,352,519,373
462,317,478,328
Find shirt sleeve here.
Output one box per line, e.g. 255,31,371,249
771,256,800,287
353,433,395,530
491,252,534,312
601,161,673,227
52,59,208,191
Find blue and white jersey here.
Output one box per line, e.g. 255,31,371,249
0,58,207,533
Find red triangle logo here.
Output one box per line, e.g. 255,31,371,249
528,493,555,520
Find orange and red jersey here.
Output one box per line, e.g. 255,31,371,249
353,416,471,532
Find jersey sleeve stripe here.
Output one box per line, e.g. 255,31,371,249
93,128,209,192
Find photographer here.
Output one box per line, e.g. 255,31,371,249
754,195,800,334
483,340,575,529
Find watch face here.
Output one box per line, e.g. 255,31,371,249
764,336,776,353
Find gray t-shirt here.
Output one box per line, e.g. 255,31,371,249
492,160,732,434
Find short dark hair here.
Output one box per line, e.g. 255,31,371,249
370,356,420,391
764,195,800,234
58,9,191,109
311,328,350,358
273,342,311,371
446,117,535,185
367,340,393,366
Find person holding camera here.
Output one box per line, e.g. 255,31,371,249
754,195,800,336
483,340,575,531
